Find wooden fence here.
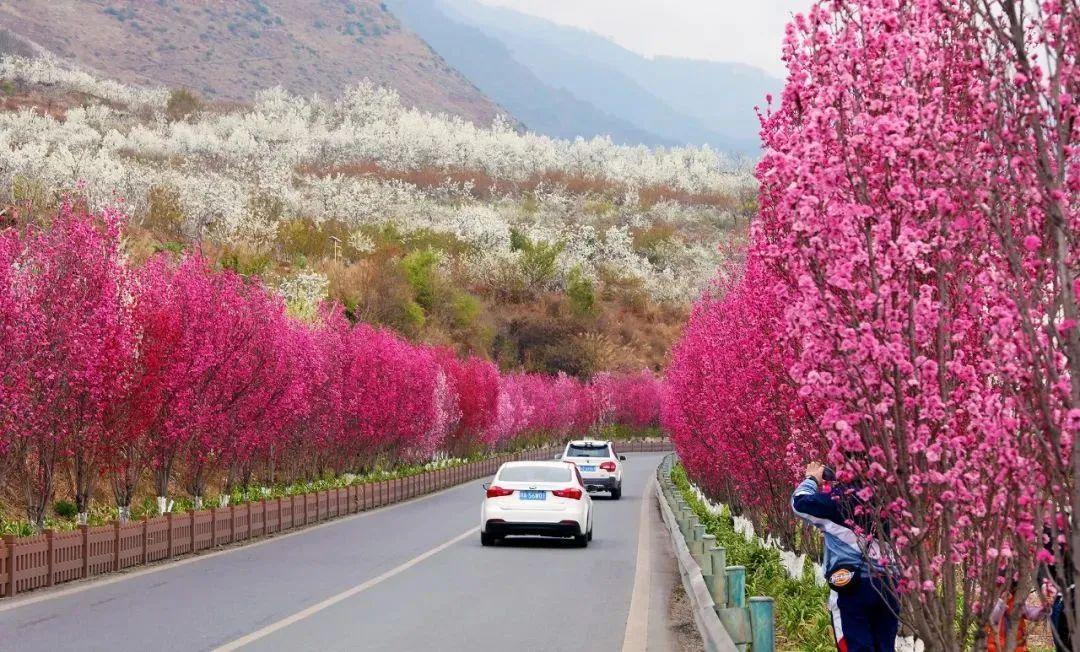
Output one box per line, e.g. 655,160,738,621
0,439,671,599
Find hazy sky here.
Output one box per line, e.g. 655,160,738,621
473,0,814,78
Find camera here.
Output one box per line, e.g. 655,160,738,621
822,466,836,482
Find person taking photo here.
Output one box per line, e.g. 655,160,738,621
793,461,899,652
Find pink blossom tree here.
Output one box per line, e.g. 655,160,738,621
4,203,135,528
746,0,1077,646
663,260,818,549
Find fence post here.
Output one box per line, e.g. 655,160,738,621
261,498,267,533
166,513,174,558
43,529,54,586
3,535,16,597
112,521,120,571
749,596,776,652
190,510,196,551
726,566,746,609
141,518,148,565
80,524,90,579
210,507,217,547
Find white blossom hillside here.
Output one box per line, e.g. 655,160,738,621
0,55,755,372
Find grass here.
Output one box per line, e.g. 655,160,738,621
671,464,835,652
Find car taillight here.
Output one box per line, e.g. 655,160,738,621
551,487,583,500
486,486,513,498
600,461,617,472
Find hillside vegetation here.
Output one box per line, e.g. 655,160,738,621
0,56,754,373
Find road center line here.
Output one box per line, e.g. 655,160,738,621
622,476,655,652
213,526,478,651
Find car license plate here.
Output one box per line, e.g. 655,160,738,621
580,465,596,472
519,490,546,501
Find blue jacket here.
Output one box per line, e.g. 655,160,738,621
792,477,884,575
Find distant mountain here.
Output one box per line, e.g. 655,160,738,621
383,0,670,146
0,0,505,125
390,0,781,154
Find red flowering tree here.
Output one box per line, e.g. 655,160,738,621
664,260,818,549
4,204,135,528
597,371,663,430
0,229,25,491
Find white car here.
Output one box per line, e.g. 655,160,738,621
559,440,625,499
481,461,593,547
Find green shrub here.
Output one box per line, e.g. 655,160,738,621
402,248,440,310
219,247,271,277
566,267,595,316
402,299,426,330
53,500,78,519
153,241,186,255
450,291,482,328
166,88,202,121
509,229,563,297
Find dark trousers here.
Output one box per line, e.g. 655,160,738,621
828,574,900,652
1052,595,1073,652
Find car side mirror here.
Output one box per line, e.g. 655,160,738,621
482,483,490,491
619,455,626,461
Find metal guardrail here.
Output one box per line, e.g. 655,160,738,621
655,453,775,652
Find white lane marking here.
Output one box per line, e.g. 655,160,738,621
622,476,655,652
213,526,479,651
0,480,481,614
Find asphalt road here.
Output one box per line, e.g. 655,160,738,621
0,453,682,652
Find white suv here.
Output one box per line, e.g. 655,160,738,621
559,440,625,499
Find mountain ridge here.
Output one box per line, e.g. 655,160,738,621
0,0,506,125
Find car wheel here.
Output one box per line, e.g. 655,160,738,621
481,532,496,547
587,529,593,542
574,533,588,548
611,486,622,500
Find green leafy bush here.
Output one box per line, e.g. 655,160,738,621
402,247,440,310
53,500,78,519
166,88,201,122
566,267,595,316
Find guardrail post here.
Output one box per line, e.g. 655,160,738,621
706,546,728,608
3,535,16,597
725,565,746,609
697,534,716,575
749,596,776,652
692,523,706,556
44,529,55,586
682,512,697,540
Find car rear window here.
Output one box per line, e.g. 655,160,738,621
565,443,610,458
498,466,572,482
